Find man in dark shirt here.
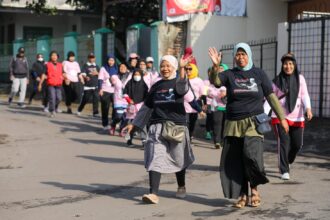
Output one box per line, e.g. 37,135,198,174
28,54,47,109
77,53,100,116
8,47,29,107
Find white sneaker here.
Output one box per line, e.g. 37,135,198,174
55,109,62,113
103,125,110,130
49,112,55,118
281,172,290,180
76,111,81,116
176,187,186,199
44,107,49,113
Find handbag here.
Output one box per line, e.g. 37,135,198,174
161,121,186,143
254,113,272,134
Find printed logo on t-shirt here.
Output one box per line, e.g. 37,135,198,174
154,88,176,103
234,78,258,93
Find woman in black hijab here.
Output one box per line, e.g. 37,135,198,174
268,53,313,180
123,69,149,146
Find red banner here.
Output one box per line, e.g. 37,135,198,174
166,0,220,17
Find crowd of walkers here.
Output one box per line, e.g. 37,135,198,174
7,43,313,207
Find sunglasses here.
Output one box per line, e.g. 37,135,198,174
185,67,193,71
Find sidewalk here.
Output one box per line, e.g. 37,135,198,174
0,99,329,220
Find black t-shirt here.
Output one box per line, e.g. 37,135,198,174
31,61,46,78
145,78,187,125
219,67,273,120
82,63,100,87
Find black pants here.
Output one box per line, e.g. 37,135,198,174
188,113,198,138
29,80,48,107
63,82,82,107
220,136,269,199
111,108,125,129
275,125,304,174
206,112,214,132
149,169,186,194
100,92,114,127
78,89,99,115
213,111,226,144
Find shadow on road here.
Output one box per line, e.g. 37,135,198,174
77,155,220,172
50,120,100,133
40,181,232,209
71,138,130,148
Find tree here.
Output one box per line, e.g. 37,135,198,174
26,0,58,15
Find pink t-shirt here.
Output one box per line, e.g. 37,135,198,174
62,61,80,82
184,77,205,113
111,75,128,109
265,74,311,122
98,67,115,93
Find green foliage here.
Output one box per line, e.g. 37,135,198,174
26,0,58,15
65,0,102,12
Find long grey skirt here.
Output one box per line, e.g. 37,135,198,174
144,123,195,173
220,136,269,199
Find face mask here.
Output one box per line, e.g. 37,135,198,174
133,76,141,82
38,58,44,62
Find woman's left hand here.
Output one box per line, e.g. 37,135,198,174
306,108,313,121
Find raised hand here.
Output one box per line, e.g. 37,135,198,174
179,55,194,68
208,47,222,66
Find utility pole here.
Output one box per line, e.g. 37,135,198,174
101,0,107,27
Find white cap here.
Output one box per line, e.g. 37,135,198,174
146,57,154,62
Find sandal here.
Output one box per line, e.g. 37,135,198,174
233,196,249,208
251,193,261,207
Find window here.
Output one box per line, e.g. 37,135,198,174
7,24,15,43
23,26,53,40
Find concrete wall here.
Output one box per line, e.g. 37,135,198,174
187,0,288,78
277,22,289,74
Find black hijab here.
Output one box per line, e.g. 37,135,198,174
273,53,300,113
124,69,148,103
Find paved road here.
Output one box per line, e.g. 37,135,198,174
0,101,329,220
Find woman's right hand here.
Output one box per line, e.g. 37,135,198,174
37,84,42,92
280,119,289,134
99,90,104,97
208,47,222,66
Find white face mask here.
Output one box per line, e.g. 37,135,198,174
133,76,141,82
38,58,44,62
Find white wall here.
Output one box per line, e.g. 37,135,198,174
277,22,289,74
0,13,100,41
187,0,288,78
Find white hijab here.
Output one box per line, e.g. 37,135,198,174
159,55,178,80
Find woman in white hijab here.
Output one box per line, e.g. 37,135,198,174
124,55,195,204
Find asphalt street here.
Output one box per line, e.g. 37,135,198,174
0,100,329,220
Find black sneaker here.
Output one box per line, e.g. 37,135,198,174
127,140,134,147
8,97,12,105
67,108,73,114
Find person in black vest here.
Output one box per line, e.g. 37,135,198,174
77,53,100,117
8,47,29,107
28,54,47,110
